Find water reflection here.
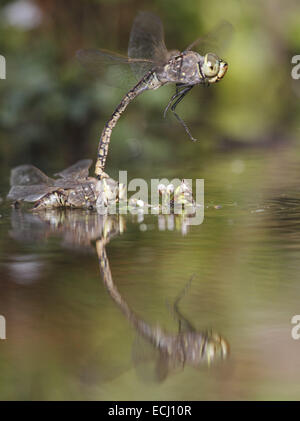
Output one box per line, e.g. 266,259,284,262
9,209,229,381
97,232,229,382
6,254,44,285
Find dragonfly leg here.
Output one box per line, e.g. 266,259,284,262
163,90,182,119
173,275,196,333
163,84,191,119
170,86,197,142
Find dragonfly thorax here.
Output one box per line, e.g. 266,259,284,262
157,51,204,85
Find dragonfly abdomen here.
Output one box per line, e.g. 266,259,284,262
95,72,161,178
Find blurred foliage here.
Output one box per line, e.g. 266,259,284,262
0,0,299,179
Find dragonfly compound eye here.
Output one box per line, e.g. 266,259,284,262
202,53,220,78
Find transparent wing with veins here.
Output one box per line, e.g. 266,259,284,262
77,12,169,86
128,11,169,78
185,20,234,56
7,160,94,202
7,165,56,202
76,48,155,88
54,159,92,180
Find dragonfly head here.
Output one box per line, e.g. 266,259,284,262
200,53,228,84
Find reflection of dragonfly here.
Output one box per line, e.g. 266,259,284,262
77,11,232,178
7,159,120,210
96,236,229,382
10,212,125,262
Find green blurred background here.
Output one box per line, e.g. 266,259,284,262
0,0,299,181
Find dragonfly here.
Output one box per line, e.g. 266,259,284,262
6,159,119,210
77,11,232,179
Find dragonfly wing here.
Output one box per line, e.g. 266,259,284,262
54,159,92,180
77,48,153,88
185,20,234,56
10,164,55,187
7,185,55,202
128,11,169,78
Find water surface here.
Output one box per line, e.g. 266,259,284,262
1,146,300,400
